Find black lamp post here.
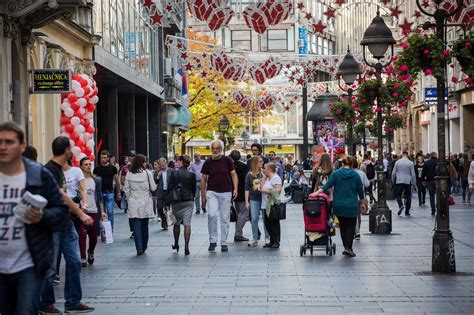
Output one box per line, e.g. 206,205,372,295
336,47,362,156
360,11,396,235
218,115,230,151
415,0,464,274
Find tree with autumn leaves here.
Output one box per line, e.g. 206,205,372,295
179,30,258,153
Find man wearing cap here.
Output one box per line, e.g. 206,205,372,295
334,147,346,170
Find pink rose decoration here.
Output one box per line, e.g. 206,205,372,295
393,83,399,89
466,41,472,47
400,42,409,49
465,76,473,85
451,76,458,83
425,69,433,75
423,49,430,54
392,92,399,97
442,50,450,56
400,64,408,71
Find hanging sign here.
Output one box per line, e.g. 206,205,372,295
31,69,72,94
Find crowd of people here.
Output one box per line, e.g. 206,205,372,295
2,119,474,314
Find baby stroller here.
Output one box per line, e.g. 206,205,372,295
300,193,336,256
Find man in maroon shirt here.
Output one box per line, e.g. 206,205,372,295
201,140,238,252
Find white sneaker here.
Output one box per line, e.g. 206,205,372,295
248,240,258,247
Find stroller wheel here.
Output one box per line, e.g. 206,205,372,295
300,245,305,256
310,246,313,256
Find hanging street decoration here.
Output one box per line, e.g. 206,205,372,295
242,0,293,34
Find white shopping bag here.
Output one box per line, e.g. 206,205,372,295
100,220,114,244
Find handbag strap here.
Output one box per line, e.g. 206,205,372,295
145,170,152,197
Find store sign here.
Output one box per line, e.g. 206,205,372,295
419,110,430,125
31,69,71,94
424,87,448,106
298,27,308,56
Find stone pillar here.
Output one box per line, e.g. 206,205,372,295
0,16,12,123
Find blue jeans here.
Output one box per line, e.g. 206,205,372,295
427,181,436,212
131,218,149,252
103,192,115,230
195,182,201,212
395,183,412,212
249,200,261,241
40,225,82,310
461,176,472,202
0,267,45,315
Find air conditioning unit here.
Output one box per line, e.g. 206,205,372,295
164,58,172,77
261,138,271,145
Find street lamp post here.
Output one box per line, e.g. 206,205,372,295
415,0,464,273
218,115,230,152
360,11,396,234
336,47,362,156
241,130,250,151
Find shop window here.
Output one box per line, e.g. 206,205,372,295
267,29,288,51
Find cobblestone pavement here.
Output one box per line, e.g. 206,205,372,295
53,194,474,314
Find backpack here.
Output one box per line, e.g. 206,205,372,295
366,163,376,180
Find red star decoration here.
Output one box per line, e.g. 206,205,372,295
201,71,207,77
323,7,336,19
305,13,313,20
334,0,346,6
217,99,223,104
180,52,188,60
150,9,164,25
285,63,291,69
143,0,154,9
390,6,402,18
380,0,391,5
176,41,183,49
165,3,174,13
312,60,320,66
184,63,192,71
297,2,305,10
294,68,301,74
305,68,313,76
297,77,306,85
322,58,328,64
334,58,339,63
421,0,429,9
311,21,326,34
328,66,335,73
413,10,422,19
289,76,295,82
399,18,413,35
289,100,295,105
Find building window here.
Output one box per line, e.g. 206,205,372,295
231,30,251,50
317,36,323,54
268,29,288,51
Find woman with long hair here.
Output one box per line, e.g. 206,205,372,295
311,153,334,192
124,154,157,255
79,157,106,266
245,157,265,246
260,163,283,249
312,156,365,257
168,155,196,255
414,155,426,206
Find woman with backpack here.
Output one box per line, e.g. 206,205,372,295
167,155,196,256
124,154,157,255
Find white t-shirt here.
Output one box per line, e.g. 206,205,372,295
0,172,34,274
261,174,282,209
84,177,98,213
64,167,84,198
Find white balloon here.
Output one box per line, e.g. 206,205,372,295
90,96,99,104
87,139,95,148
60,101,70,111
77,153,87,161
79,108,86,116
72,80,81,91
84,112,93,120
69,139,75,147
75,87,85,97
77,98,87,107
60,126,65,133
61,132,70,138
71,146,81,155
86,78,93,87
83,132,91,141
75,125,85,134
64,108,74,117
81,74,89,81
70,117,80,126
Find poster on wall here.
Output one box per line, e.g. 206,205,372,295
312,120,345,163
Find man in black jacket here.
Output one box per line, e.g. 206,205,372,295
230,150,250,241
422,152,438,215
0,122,68,315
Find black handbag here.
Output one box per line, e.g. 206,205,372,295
269,202,286,221
167,171,182,203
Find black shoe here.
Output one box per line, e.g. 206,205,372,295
172,244,179,252
65,303,94,313
221,245,228,252
271,242,280,249
419,203,423,206
130,232,135,239
354,234,360,240
137,250,144,256
431,210,435,215
87,252,94,265
405,212,411,216
234,236,249,242
263,243,273,248
185,249,190,255
195,211,200,214
397,206,404,216
202,207,207,214
208,243,217,251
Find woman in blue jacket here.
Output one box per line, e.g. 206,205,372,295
312,156,366,257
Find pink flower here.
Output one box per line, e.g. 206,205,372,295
451,76,458,83
465,76,473,85
375,106,381,113
392,92,399,97
400,42,409,49
400,64,408,71
405,95,410,99
423,49,430,54
425,69,433,75
362,98,367,103
402,101,407,106
386,67,394,75
442,50,450,56
466,41,472,47
391,56,398,61
393,83,399,89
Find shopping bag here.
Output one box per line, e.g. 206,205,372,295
230,203,237,222
166,208,177,226
449,196,455,206
100,220,114,244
